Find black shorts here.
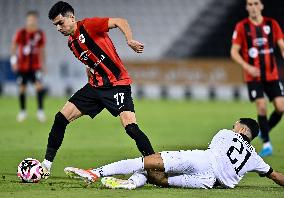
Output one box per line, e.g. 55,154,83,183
69,84,135,118
17,71,43,85
247,80,284,102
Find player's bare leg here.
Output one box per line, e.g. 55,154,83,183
35,81,46,122
120,111,154,156
17,84,27,122
269,97,284,129
42,101,83,178
256,98,272,156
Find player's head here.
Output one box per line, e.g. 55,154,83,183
26,11,39,30
233,118,259,141
48,1,76,36
246,0,264,19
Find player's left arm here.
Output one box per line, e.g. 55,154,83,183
108,18,144,53
273,19,284,58
267,171,284,187
40,47,47,73
277,39,284,59
39,32,47,73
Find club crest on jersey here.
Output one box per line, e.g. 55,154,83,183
79,34,85,43
263,25,271,35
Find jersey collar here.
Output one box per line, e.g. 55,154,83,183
240,134,251,143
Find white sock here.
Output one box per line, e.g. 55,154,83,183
42,159,52,171
263,142,272,149
91,157,144,177
128,171,147,188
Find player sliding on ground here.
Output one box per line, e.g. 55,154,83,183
65,118,284,189
41,1,154,178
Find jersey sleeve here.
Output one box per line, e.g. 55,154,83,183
12,30,22,45
38,31,46,47
232,23,244,46
84,17,109,34
252,154,271,176
272,19,284,42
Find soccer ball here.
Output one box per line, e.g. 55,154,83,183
17,158,43,183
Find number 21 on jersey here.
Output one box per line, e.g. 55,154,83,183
226,138,252,175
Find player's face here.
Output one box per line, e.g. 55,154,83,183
26,15,38,30
52,14,76,36
246,0,263,19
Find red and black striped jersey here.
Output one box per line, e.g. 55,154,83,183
68,17,132,87
12,28,46,72
232,17,284,82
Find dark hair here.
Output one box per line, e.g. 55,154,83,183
48,1,74,20
26,10,39,17
246,0,264,4
239,118,259,139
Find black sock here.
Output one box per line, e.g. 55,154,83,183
125,123,154,156
268,111,283,129
37,89,45,110
19,93,26,111
45,112,69,162
258,115,270,143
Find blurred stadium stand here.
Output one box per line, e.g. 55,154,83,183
0,0,283,99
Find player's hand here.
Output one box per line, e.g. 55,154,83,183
11,63,18,73
127,40,144,53
243,64,261,77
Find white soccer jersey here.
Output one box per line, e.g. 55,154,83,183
207,129,271,188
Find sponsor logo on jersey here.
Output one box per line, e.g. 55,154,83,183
248,47,258,58
248,47,273,58
79,50,91,61
94,54,105,67
253,38,267,47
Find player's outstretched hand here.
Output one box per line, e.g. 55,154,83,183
127,40,144,53
244,64,261,77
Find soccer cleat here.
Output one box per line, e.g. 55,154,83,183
101,177,136,190
37,110,46,122
259,146,273,157
64,167,99,184
41,163,51,179
17,111,27,122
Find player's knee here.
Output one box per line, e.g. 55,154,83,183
257,106,267,115
54,112,69,126
275,106,284,113
120,111,136,127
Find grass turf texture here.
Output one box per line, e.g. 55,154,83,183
0,97,284,198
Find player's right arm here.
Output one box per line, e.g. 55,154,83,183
10,30,20,73
230,23,260,77
267,171,284,187
10,39,18,73
108,18,144,53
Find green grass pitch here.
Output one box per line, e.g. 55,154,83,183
0,97,284,198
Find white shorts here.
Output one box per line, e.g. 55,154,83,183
160,150,216,189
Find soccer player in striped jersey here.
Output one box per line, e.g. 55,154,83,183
231,0,284,157
11,11,46,122
41,1,154,178
64,118,284,189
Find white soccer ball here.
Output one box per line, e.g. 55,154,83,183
17,158,43,183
